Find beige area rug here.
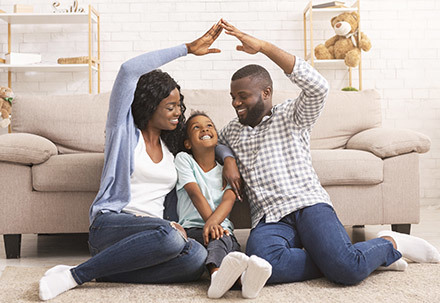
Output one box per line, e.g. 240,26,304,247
1,264,439,303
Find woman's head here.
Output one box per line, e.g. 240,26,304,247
132,69,186,155
183,111,218,154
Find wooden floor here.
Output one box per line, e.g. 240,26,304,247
1,205,439,277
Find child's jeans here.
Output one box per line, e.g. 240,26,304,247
186,227,241,268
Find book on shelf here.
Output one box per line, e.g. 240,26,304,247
312,1,346,9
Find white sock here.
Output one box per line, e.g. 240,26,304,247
241,255,272,299
39,266,78,301
377,230,440,263
376,257,408,271
207,252,249,299
44,265,75,276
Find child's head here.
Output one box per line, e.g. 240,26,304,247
183,111,218,154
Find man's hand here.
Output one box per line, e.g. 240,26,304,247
186,20,223,56
220,19,265,55
222,157,242,201
203,221,229,245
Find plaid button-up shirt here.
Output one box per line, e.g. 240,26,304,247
218,57,332,228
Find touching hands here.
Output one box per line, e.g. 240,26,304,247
203,219,229,245
186,19,265,56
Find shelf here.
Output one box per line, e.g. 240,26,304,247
0,5,100,94
0,64,97,72
0,12,97,24
304,7,358,18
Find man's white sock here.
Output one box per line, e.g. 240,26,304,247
376,257,408,271
39,266,78,301
241,255,272,299
44,265,75,276
377,230,440,263
207,252,249,299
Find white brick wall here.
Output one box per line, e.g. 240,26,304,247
0,0,439,206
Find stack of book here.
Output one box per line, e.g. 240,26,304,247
312,1,347,9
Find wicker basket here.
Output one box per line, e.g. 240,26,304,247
57,56,89,64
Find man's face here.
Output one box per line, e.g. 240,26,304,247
230,76,271,127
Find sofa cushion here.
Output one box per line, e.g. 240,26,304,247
346,127,431,158
32,153,104,191
311,149,383,186
183,89,381,151
310,89,382,150
12,92,111,154
0,133,57,165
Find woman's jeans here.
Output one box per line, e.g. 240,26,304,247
246,203,402,285
70,212,207,285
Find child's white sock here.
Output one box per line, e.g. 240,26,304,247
207,252,249,299
376,257,408,271
241,255,272,299
39,266,78,301
377,230,440,263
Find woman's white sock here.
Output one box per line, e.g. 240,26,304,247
207,252,249,299
376,257,408,271
377,230,440,263
39,266,78,301
241,255,272,299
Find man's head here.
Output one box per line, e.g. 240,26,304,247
230,64,273,127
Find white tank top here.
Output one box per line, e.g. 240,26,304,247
122,134,177,218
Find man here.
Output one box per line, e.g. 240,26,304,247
218,19,440,285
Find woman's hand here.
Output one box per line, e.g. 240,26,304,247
222,157,242,201
203,221,229,245
220,19,266,55
186,20,223,56
170,221,188,240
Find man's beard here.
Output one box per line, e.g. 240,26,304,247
239,95,265,127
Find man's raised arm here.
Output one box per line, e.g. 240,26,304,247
220,19,296,74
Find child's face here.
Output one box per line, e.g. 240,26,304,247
184,115,218,151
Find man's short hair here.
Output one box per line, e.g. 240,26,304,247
231,64,273,90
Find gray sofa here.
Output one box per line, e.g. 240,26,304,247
0,89,431,258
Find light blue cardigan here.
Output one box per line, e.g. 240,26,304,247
89,44,233,224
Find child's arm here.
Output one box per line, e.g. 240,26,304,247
183,182,214,222
203,189,236,245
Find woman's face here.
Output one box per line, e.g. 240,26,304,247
148,87,181,131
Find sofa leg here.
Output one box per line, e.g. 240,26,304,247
391,224,411,235
353,225,365,228
3,234,22,259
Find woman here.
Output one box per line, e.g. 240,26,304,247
39,21,239,301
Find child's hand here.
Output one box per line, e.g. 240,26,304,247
203,222,229,245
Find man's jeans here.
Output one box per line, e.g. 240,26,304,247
71,212,207,284
246,203,401,285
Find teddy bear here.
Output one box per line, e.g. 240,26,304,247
314,12,371,68
0,86,15,128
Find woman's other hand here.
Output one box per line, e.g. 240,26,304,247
186,20,223,56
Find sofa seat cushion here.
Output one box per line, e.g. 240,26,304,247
311,149,383,186
32,153,104,192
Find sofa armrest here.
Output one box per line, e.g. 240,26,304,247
0,133,58,165
346,127,431,158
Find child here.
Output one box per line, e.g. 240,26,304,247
175,111,272,299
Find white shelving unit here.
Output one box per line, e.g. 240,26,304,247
0,5,100,93
303,0,362,90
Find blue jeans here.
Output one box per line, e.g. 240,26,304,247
70,212,207,284
246,203,401,285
